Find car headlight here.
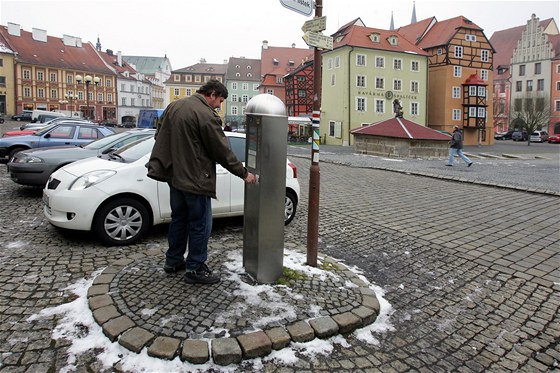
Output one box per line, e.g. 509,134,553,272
69,170,116,190
13,154,43,163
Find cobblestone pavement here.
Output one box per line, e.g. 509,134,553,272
0,142,558,372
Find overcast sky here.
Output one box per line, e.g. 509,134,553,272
1,0,558,70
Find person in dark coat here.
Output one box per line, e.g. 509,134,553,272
147,80,256,284
446,125,473,167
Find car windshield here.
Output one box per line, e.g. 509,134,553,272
33,123,60,135
110,137,155,161
83,131,132,150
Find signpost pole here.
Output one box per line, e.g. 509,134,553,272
306,0,322,267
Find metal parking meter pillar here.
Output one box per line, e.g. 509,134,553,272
243,94,288,284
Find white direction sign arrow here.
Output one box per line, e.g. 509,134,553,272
302,31,333,50
302,16,326,32
280,0,313,16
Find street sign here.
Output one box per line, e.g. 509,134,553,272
301,16,326,32
302,31,333,50
279,0,313,16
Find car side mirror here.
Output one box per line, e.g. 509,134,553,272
44,133,51,138
102,147,116,154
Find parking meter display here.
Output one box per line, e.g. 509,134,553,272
246,116,259,170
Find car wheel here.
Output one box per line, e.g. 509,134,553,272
284,190,297,225
93,198,150,246
9,147,28,159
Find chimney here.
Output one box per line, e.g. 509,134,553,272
262,40,269,49
32,28,47,42
63,35,82,47
117,51,122,66
7,22,21,36
200,58,206,63
292,43,296,48
106,49,113,56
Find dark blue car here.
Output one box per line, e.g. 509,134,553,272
0,122,115,161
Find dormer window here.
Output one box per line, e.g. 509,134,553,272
387,36,398,46
273,58,279,65
369,33,380,43
288,60,295,66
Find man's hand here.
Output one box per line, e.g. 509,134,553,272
244,172,257,184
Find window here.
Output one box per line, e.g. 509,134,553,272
107,93,113,102
452,109,461,120
469,107,477,117
481,50,489,62
121,97,126,106
375,99,384,113
535,62,541,74
453,66,462,77
78,91,83,100
276,77,283,84
97,93,103,102
298,90,306,97
231,106,238,115
24,86,32,97
0,76,5,86
393,59,402,70
50,125,75,139
465,34,476,42
174,88,180,96
519,65,526,76
37,88,45,98
469,86,477,96
335,56,340,68
253,84,259,91
50,73,57,82
375,56,384,68
173,74,180,81
555,100,560,111
514,99,522,111
515,81,522,92
452,87,460,98
478,87,486,97
242,95,249,103
557,81,560,91
411,61,419,71
232,82,238,90
51,89,57,99
454,46,463,58
0,58,2,67
185,75,192,82
478,108,486,118
106,79,111,87
67,75,74,84
186,89,192,96
331,74,336,86
480,69,488,81
37,71,44,81
411,81,419,93
356,54,366,66
231,94,238,102
131,98,135,107
242,83,248,90
356,97,366,112
537,79,544,91
356,75,366,87
526,80,533,92
266,89,273,95
328,58,333,69
23,70,31,80
375,77,384,89
437,48,443,55
78,127,99,140
195,75,201,82
410,102,419,116
393,79,402,91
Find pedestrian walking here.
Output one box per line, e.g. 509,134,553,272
147,79,257,284
447,125,473,167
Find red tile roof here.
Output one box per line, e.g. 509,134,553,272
397,17,436,45
260,45,313,82
333,25,428,56
0,25,114,74
416,16,484,49
351,117,451,141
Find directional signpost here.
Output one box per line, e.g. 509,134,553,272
302,30,333,50
301,16,326,32
279,0,313,16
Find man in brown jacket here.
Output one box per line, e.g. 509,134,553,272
147,80,256,284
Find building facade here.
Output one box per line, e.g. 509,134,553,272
0,23,117,121
399,16,495,145
165,60,228,121
0,40,15,116
123,55,172,109
321,22,429,146
224,57,261,130
284,60,314,118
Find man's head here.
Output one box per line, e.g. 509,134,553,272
454,125,460,131
197,80,228,109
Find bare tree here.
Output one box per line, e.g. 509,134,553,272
510,93,550,146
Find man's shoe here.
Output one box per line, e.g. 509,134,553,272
445,164,453,167
163,261,186,274
184,264,220,284
467,162,473,167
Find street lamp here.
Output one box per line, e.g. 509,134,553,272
76,74,100,120
58,98,68,115
65,93,74,117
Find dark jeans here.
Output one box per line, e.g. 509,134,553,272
166,185,212,271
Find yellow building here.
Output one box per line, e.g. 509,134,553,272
0,41,16,116
166,60,228,121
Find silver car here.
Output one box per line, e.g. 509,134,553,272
7,129,155,187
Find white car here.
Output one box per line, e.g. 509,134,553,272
43,132,300,246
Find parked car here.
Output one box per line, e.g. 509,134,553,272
0,114,4,124
0,122,115,161
547,134,560,144
11,111,33,122
512,131,528,141
2,129,37,137
20,117,89,131
43,132,300,246
494,129,515,140
530,130,549,143
7,129,155,187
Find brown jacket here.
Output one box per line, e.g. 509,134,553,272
147,94,247,198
